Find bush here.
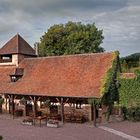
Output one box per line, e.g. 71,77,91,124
0,135,3,140
123,107,140,121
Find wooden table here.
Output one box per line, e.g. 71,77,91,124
35,116,48,127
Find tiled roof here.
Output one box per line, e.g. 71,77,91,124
0,34,36,56
1,52,116,98
0,66,16,94
120,73,136,79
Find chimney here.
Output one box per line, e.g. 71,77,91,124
34,42,39,56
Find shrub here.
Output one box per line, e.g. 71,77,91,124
122,107,140,121
0,135,3,140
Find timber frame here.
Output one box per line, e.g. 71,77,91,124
3,94,99,126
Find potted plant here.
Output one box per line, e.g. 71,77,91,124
0,135,3,140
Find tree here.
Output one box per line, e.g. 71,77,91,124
38,21,104,56
121,60,128,72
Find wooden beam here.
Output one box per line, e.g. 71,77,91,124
29,96,37,125
65,98,69,104
5,96,7,112
56,97,69,105
8,95,11,114
24,100,27,116
33,96,37,117
29,96,33,101
91,104,93,121
37,97,41,102
11,95,15,119
14,95,17,100
93,103,96,127
56,97,60,103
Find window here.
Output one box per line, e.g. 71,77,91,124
10,75,17,82
10,68,24,82
3,56,11,60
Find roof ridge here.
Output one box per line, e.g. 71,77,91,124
23,51,115,60
17,33,20,53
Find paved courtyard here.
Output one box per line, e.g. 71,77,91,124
0,114,139,140
104,121,140,138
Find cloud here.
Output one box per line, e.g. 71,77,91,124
0,0,128,18
95,3,140,56
0,0,140,56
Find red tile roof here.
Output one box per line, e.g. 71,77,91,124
120,73,136,79
0,34,36,56
0,66,16,94
0,52,115,98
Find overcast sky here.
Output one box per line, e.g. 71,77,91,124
0,0,140,57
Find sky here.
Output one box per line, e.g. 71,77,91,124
0,0,140,57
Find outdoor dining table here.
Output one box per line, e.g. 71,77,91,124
35,116,48,127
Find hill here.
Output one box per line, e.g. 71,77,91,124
121,53,140,72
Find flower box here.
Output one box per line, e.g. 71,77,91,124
47,119,59,128
22,121,33,125
22,117,33,125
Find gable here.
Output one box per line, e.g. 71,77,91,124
0,34,36,56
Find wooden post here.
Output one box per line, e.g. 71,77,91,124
33,96,37,117
24,100,27,117
5,96,7,112
29,96,37,125
61,98,64,124
29,96,37,117
93,102,96,127
33,96,36,126
91,104,93,121
7,95,11,114
11,95,15,119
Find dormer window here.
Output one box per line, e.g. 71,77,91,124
10,75,17,82
10,68,24,82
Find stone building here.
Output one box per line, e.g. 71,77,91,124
0,34,120,125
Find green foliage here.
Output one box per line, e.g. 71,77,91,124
100,51,118,95
122,53,140,62
119,78,140,108
134,69,140,80
122,107,140,121
44,99,51,107
0,98,4,105
100,52,120,121
38,21,104,56
88,98,101,106
121,53,140,71
121,60,128,72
